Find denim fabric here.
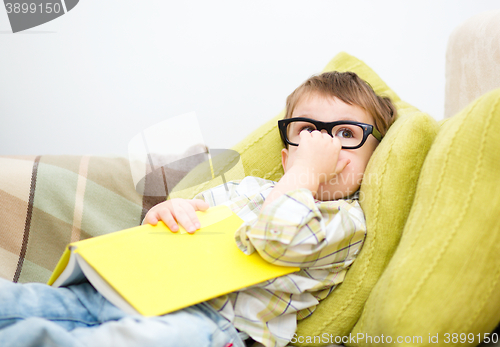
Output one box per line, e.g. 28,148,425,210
0,278,244,347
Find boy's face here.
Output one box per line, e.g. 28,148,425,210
281,93,379,201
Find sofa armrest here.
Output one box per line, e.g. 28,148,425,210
445,10,500,118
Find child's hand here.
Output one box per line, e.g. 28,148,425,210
264,130,351,208
293,130,350,184
144,198,210,234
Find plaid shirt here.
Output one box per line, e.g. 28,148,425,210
195,176,366,347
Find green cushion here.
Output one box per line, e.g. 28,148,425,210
171,52,439,342
350,88,500,345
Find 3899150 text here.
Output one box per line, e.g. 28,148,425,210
5,3,63,14
432,333,499,344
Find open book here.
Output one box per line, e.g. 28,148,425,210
48,206,299,317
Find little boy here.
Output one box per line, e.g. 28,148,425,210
0,71,396,347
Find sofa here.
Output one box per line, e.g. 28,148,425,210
1,10,500,347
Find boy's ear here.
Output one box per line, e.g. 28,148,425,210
281,148,289,173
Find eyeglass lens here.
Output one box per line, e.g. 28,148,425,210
286,120,365,147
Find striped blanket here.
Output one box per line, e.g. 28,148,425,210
0,155,169,284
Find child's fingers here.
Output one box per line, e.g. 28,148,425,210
331,136,343,150
158,209,179,232
145,213,159,226
189,199,210,211
171,202,199,234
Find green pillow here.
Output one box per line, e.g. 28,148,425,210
350,88,500,345
171,52,439,343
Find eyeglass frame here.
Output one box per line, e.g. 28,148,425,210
278,117,383,150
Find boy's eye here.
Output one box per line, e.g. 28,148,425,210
335,128,354,138
301,125,316,133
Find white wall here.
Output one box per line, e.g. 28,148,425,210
1,0,499,156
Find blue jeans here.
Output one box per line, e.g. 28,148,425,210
0,278,245,347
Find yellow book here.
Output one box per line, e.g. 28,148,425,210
48,206,299,317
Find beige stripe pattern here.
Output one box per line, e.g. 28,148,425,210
70,156,90,243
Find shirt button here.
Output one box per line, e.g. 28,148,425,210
271,229,279,234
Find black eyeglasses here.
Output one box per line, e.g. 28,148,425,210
278,117,383,149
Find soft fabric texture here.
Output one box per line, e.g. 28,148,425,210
0,156,144,284
351,88,500,345
170,52,439,344
445,10,500,118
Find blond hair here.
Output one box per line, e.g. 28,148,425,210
284,71,397,145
